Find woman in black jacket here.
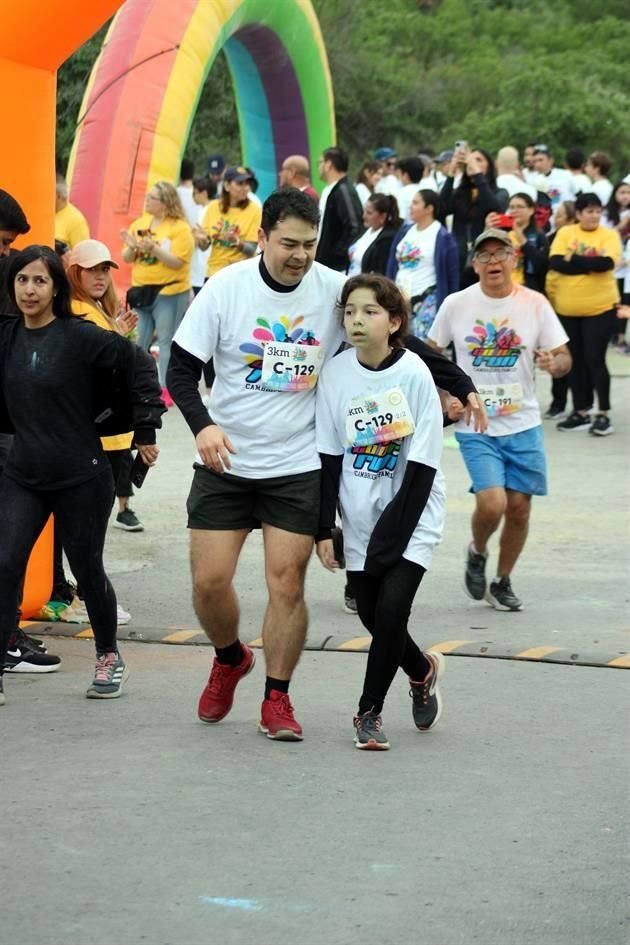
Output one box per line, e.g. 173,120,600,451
441,146,508,287
347,194,402,277
0,246,164,705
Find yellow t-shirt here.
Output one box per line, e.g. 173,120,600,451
55,202,90,248
202,200,262,277
71,299,133,452
549,223,621,316
127,214,194,295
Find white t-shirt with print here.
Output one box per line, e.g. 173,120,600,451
316,348,446,571
190,203,211,289
429,283,569,436
394,221,440,299
532,168,575,207
174,257,346,478
348,227,382,277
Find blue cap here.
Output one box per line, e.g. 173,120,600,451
207,153,226,175
374,147,397,161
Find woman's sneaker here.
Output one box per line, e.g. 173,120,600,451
409,650,445,731
114,508,144,532
353,710,390,750
589,414,613,437
4,631,61,673
86,651,129,698
557,411,591,432
485,577,522,612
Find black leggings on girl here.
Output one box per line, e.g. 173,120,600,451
349,558,431,715
0,470,117,666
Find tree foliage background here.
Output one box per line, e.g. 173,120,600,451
57,0,630,179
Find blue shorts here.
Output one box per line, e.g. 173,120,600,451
455,425,548,496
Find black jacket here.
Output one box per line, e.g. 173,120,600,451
0,315,165,443
361,225,398,276
315,176,364,272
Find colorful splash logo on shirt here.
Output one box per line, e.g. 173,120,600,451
349,440,401,476
465,319,524,369
396,239,423,269
240,316,320,384
567,240,600,257
211,219,241,248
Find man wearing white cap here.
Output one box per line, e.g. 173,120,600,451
429,228,571,612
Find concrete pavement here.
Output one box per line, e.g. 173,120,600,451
3,639,628,945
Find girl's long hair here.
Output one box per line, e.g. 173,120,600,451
66,264,121,332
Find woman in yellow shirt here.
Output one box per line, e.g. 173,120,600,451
548,192,622,436
122,182,194,405
67,240,143,540
195,166,262,278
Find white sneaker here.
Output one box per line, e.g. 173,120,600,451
117,604,131,626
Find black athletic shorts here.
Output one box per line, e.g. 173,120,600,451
186,464,321,536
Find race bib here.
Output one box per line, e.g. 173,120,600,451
477,383,523,418
346,388,416,446
260,341,323,392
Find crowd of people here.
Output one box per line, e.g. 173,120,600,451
0,136,626,750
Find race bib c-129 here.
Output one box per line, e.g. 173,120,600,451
260,342,324,392
346,388,416,446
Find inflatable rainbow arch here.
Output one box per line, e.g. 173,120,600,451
68,0,335,264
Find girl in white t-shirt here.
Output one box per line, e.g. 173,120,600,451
315,275,446,751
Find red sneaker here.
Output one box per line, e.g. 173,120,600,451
197,645,255,723
259,690,304,741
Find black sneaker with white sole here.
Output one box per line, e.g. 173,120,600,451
114,508,144,532
14,627,47,652
543,403,567,420
4,640,61,673
353,710,390,750
343,582,358,615
557,411,591,432
409,651,445,731
485,576,522,612
465,544,488,600
589,414,613,437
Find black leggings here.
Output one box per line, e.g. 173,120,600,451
559,311,613,413
349,559,430,715
0,471,117,668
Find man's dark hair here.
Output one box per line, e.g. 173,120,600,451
192,175,217,199
180,157,195,181
575,192,602,212
262,188,320,236
397,156,424,184
588,151,612,177
7,245,73,318
322,147,349,173
0,190,30,234
565,148,585,171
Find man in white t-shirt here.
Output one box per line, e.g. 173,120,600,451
429,228,571,612
531,145,575,210
585,151,614,206
395,156,426,222
374,148,402,196
168,190,344,741
176,158,198,227
495,146,537,201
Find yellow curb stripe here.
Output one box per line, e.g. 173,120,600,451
248,637,263,648
608,654,630,668
515,646,564,660
428,640,473,654
19,620,37,628
162,630,200,644
75,628,94,639
338,636,372,651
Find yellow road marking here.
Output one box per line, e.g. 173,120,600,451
162,630,200,644
75,628,94,639
515,646,563,660
248,637,263,648
428,640,472,654
608,654,630,668
337,636,371,651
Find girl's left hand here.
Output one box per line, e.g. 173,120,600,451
137,444,159,466
117,308,138,335
316,539,338,572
